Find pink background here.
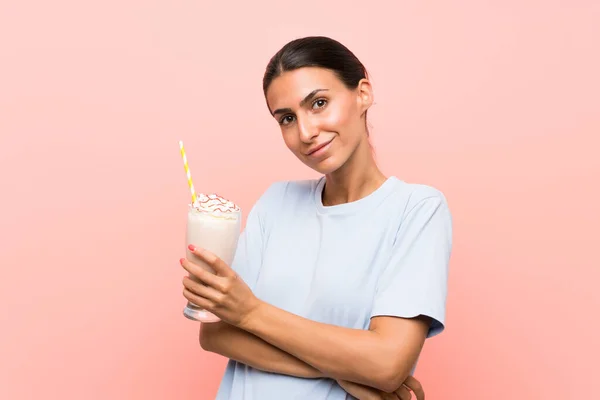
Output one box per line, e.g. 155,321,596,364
1,1,598,399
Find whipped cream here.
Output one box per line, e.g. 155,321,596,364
192,193,240,215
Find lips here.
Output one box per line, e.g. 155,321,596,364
306,138,333,156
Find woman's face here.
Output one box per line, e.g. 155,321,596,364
265,67,373,175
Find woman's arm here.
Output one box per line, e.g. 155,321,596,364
200,321,425,399
199,321,323,379
240,304,430,393
200,322,428,400
336,379,390,400
182,248,431,393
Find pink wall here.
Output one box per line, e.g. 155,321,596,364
1,1,598,399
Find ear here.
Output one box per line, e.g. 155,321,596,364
356,78,374,115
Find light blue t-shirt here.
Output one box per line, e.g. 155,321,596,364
214,176,453,400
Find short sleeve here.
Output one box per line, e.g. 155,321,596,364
230,204,263,291
370,192,453,338
230,182,283,291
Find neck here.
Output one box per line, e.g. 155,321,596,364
322,137,387,206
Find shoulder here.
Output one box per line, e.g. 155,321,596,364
246,179,317,234
401,183,449,214
252,178,319,213
385,180,453,252
386,179,452,227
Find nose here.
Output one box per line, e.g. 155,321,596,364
297,116,319,143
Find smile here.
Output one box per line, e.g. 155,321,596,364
306,138,334,158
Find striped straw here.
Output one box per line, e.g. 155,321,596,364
179,140,197,205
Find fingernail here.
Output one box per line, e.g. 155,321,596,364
179,258,185,265
188,244,196,251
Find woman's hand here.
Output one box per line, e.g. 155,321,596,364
180,245,261,327
337,375,424,400
396,376,424,399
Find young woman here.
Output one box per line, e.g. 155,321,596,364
180,36,453,400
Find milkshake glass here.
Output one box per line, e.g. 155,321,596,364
184,193,241,322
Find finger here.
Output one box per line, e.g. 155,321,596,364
182,288,213,310
182,276,223,303
188,245,236,278
394,386,412,400
180,258,222,289
403,376,424,400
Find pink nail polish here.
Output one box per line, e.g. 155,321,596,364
179,258,185,265
188,244,196,251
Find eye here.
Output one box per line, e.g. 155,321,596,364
312,98,328,109
279,115,296,126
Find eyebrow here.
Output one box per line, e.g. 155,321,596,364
271,88,329,116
